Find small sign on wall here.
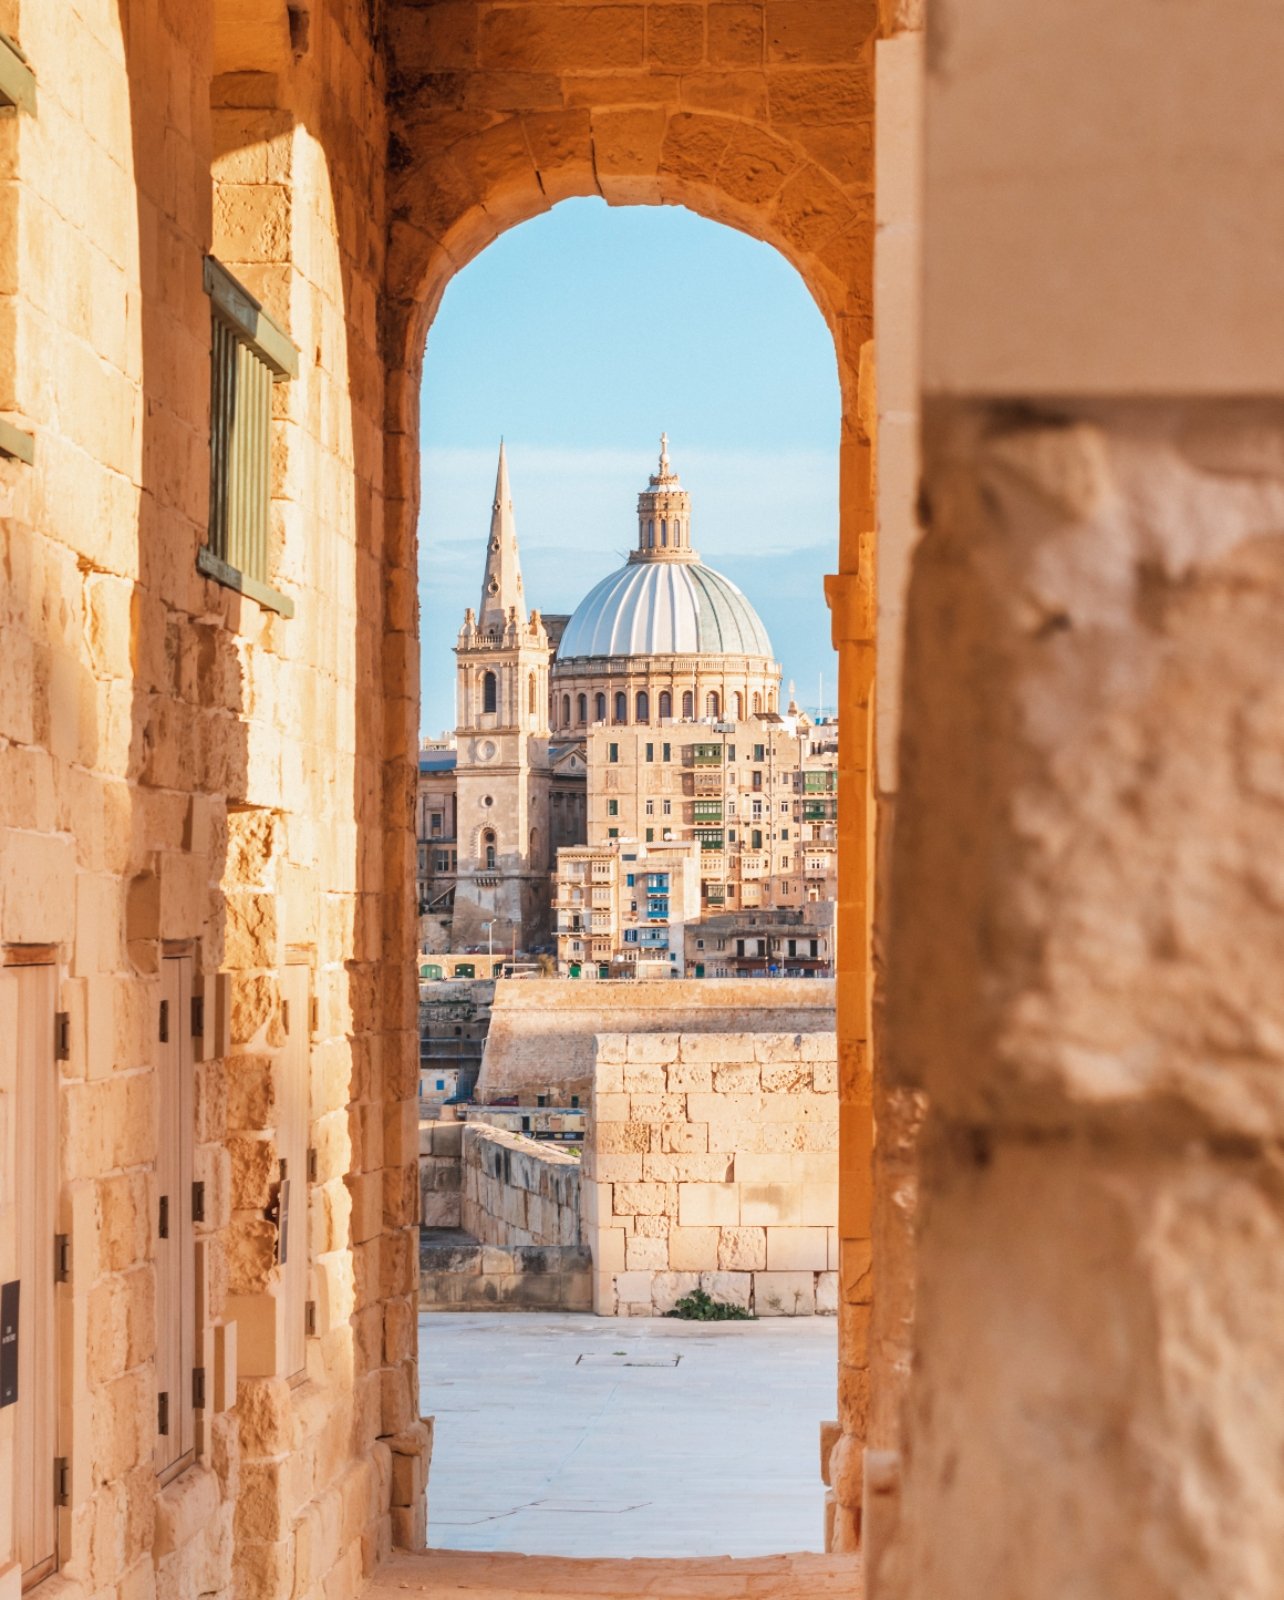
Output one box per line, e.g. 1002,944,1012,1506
0,1279,18,1406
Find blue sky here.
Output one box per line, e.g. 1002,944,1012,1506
418,198,840,738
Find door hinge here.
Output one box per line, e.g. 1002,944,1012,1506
55,1234,71,1283
159,999,169,1043
158,1194,169,1240
305,1300,317,1338
310,996,319,1034
306,1147,318,1183
192,1181,205,1224
55,1012,71,1061
55,1457,70,1506
191,994,204,1038
157,1391,169,1436
192,1367,206,1410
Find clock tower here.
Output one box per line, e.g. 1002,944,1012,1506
451,442,554,951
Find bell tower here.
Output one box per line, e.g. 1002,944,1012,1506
452,443,554,951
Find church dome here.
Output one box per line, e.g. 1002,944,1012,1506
557,557,774,661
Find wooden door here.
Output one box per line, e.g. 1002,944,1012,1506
154,957,195,1479
279,965,310,1378
4,963,59,1587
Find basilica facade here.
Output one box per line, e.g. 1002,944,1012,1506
417,438,841,956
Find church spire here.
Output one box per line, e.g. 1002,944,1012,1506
478,440,525,629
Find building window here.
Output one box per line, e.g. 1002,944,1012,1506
201,258,298,615
614,691,627,723
608,742,619,763
483,670,498,714
659,691,672,719
682,691,694,719
663,743,671,762
595,692,607,721
608,799,619,816
752,771,763,790
645,742,654,762
645,800,654,815
636,690,649,722
662,799,672,815
646,828,654,841
706,691,720,718
577,693,588,723
733,692,744,718
608,827,619,838
562,694,571,725
754,743,766,762
782,828,790,841
482,830,497,869
752,829,763,848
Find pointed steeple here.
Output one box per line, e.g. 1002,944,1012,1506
478,441,526,630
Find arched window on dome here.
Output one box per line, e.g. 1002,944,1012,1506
595,692,606,722
659,690,672,720
733,691,744,719
561,694,571,727
647,520,654,548
482,670,497,715
751,692,762,715
614,691,627,723
577,693,587,724
682,690,694,719
661,520,668,547
636,690,649,723
706,691,720,719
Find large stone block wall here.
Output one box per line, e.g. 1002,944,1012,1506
419,1121,463,1229
419,1238,593,1313
478,978,836,1100
0,5,427,1600
583,1032,838,1316
460,1125,584,1249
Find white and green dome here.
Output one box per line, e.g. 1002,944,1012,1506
557,557,773,661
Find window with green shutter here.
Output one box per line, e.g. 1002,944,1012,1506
199,257,298,615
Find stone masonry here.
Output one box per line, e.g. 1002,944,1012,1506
583,1032,838,1316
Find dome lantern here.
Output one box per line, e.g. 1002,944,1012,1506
634,431,695,561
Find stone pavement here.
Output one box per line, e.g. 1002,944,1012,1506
369,1548,860,1599
418,1312,837,1558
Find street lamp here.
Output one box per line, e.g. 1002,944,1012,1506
481,920,494,963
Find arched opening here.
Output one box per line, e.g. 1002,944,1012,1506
577,693,587,724
561,693,571,726
482,830,497,871
528,672,537,717
401,180,853,1567
482,670,497,715
752,692,762,716
733,691,744,719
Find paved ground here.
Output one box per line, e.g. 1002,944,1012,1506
371,1547,860,1599
418,1311,838,1559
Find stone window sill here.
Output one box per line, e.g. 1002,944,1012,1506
197,545,294,618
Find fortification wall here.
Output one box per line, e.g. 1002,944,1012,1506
582,1032,838,1317
460,1124,583,1249
478,979,835,1100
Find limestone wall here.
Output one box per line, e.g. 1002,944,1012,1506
419,1238,593,1313
583,1033,838,1316
478,978,836,1100
420,1121,463,1229
460,1124,583,1249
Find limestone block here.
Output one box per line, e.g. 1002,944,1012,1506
801,1178,840,1226
348,1170,383,1244
650,1271,701,1314
812,1060,838,1093
596,1120,651,1154
668,1225,719,1271
593,1154,644,1183
660,1121,709,1154
719,1226,767,1271
678,1182,740,1226
593,1092,632,1123
755,1271,816,1316
611,1270,654,1306
625,1233,669,1270
713,1062,761,1093
816,1271,839,1314
622,1062,666,1094
626,1093,689,1122
698,1271,752,1310
736,1152,801,1185
0,828,75,941
741,1182,804,1226
760,1060,813,1093
667,1060,714,1092
595,1226,626,1273
613,1180,667,1216
157,850,208,940
767,1226,829,1271
644,1152,733,1184
624,1031,680,1065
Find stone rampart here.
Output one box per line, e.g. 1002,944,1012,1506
582,1032,838,1316
460,1124,583,1248
419,1238,593,1313
478,979,836,1100
420,1121,464,1229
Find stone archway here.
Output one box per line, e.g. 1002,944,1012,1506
381,1,880,1550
